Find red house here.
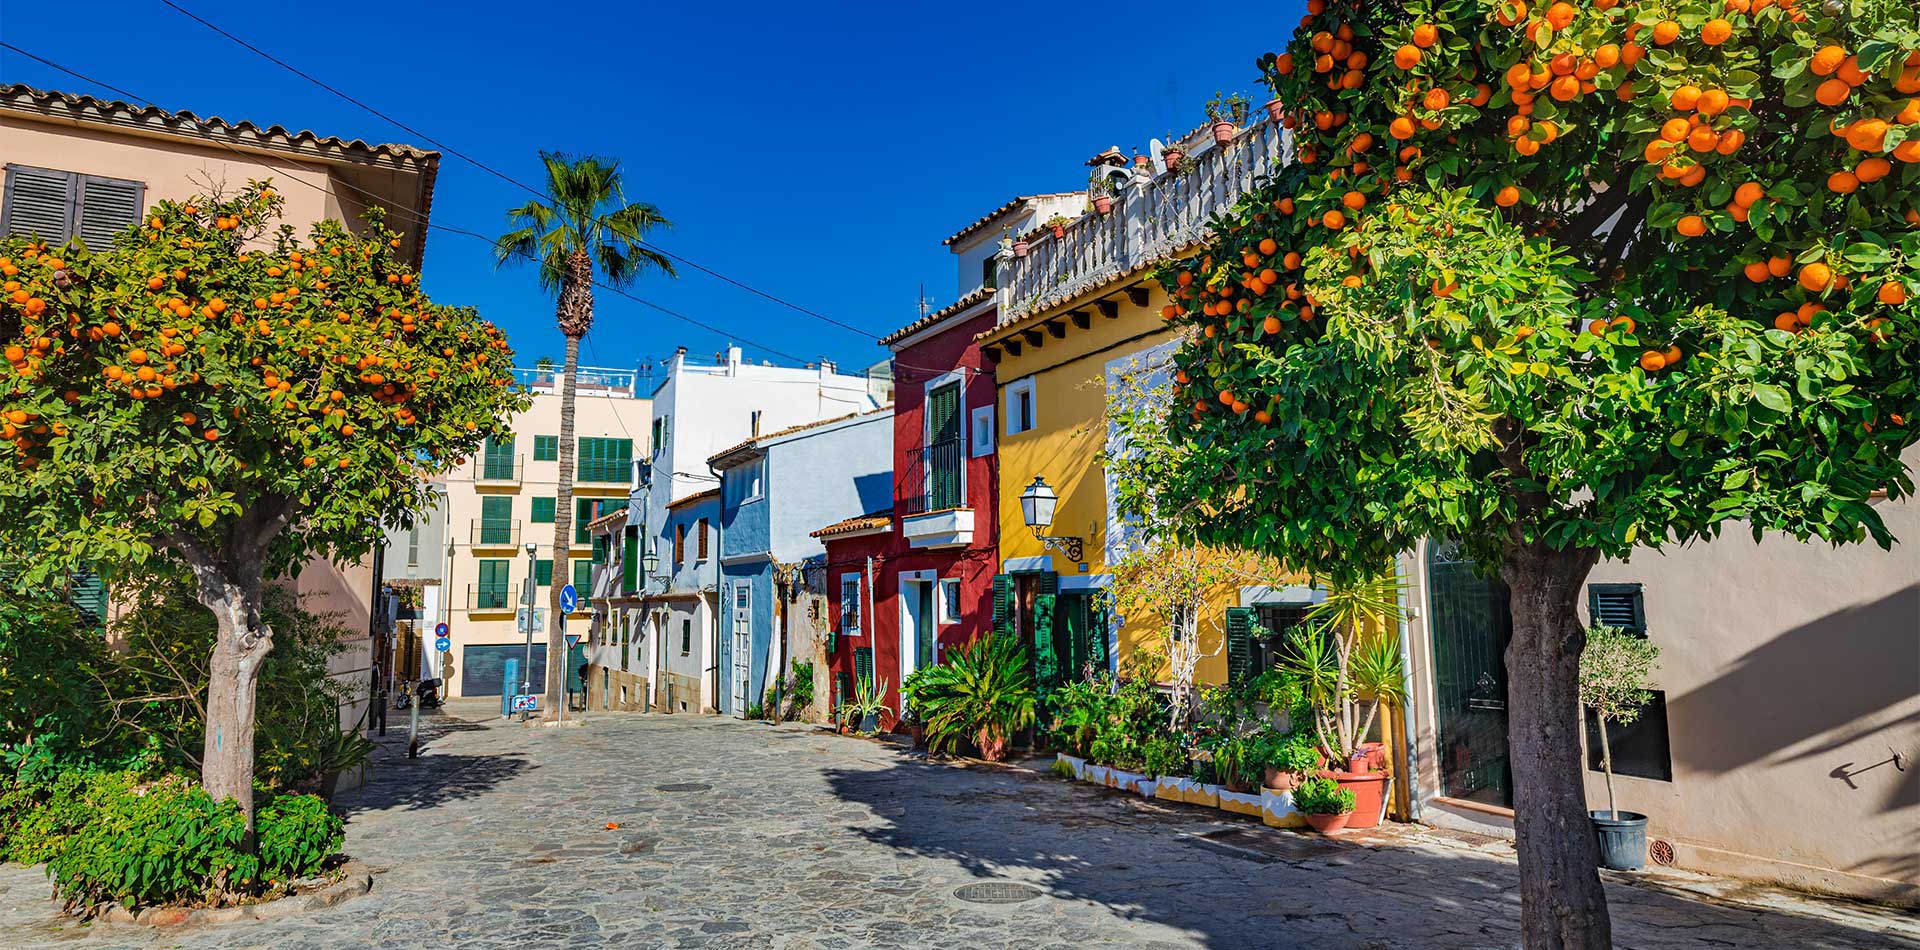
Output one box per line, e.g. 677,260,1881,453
815,196,1080,723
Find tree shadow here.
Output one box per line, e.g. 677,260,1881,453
333,728,533,816
821,755,1917,949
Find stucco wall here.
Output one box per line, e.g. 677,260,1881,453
766,413,893,564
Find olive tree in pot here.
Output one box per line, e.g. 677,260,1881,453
1277,573,1407,828
901,634,1035,763
1579,625,1661,871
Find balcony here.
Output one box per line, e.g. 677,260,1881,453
513,365,640,397
470,519,522,549
473,455,523,486
998,119,1292,323
466,583,520,613
901,441,972,549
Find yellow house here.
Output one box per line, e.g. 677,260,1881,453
980,129,1320,692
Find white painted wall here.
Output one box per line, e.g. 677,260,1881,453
764,409,894,564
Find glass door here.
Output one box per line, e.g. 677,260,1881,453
1426,540,1515,808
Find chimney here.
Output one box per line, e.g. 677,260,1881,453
726,345,743,374
669,346,688,375
818,359,836,377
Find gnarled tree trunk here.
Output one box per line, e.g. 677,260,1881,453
1501,541,1608,950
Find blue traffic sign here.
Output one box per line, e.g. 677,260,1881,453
511,694,539,713
559,584,578,613
433,622,449,638
435,636,451,652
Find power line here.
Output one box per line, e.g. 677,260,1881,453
0,42,831,369
153,0,890,343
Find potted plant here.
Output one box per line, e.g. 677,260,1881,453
1580,624,1661,871
846,674,888,735
1276,574,1408,828
1256,52,1286,122
900,633,1036,763
1206,91,1248,144
1293,775,1357,834
1012,235,1031,258
1161,132,1186,173
1087,172,1116,216
1044,215,1070,240
1260,729,1321,793
1132,149,1150,168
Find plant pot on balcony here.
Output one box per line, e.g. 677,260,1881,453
1012,239,1030,258
1050,224,1067,239
1133,152,1150,168
1092,194,1114,215
1212,120,1236,144
1261,766,1306,793
1265,97,1285,123
1590,810,1649,871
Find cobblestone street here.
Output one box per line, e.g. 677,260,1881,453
0,708,1912,950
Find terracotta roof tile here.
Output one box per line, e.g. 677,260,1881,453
810,511,892,539
877,286,996,347
943,193,1083,247
666,487,721,509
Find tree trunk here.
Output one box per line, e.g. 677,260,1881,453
1598,719,1617,820
546,332,582,721
1501,541,1609,950
191,569,273,828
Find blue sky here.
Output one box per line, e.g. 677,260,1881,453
3,1,1300,377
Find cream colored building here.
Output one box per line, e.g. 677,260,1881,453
434,365,651,699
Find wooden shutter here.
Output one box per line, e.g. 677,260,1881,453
991,574,1014,637
575,497,597,544
622,526,639,592
535,559,553,587
477,559,509,607
3,165,74,243
573,559,592,593
482,435,515,479
927,382,962,510
1032,573,1059,695
697,518,709,559
854,646,874,690
75,175,143,250
68,568,107,630
531,497,556,523
479,496,513,544
1587,584,1646,636
1225,606,1255,685
533,435,558,461
1088,594,1109,674
592,535,609,565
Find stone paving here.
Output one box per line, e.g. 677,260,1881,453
1,706,1914,949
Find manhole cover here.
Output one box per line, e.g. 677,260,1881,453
953,882,1044,904
655,782,711,792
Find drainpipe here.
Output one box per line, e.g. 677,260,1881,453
707,457,728,715
863,554,877,704
1395,547,1423,823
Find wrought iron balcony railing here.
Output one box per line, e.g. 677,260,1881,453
903,440,966,516
470,519,522,547
466,583,521,612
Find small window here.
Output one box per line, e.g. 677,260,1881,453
1586,692,1673,782
406,525,420,567
839,574,862,633
735,583,751,609
674,523,687,566
940,578,962,624
572,559,591,593
652,418,668,453
3,165,144,248
531,497,556,523
680,618,692,655
970,405,995,457
533,435,559,461
981,253,998,290
1587,583,1646,636
1004,378,1037,435
535,559,553,587
697,518,710,560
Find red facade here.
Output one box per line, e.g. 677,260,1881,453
821,300,999,722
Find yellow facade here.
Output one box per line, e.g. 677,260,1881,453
987,285,1309,686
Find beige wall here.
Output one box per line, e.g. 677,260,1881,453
438,385,651,697
1406,444,1920,907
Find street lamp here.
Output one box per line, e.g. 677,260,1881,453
1020,476,1083,562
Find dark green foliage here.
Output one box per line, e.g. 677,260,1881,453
255,791,345,883
1052,656,1181,774
900,634,1036,755
1292,776,1357,816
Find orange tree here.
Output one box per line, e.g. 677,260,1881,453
0,183,527,826
1120,1,1919,946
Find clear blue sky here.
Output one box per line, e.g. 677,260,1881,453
2,0,1301,377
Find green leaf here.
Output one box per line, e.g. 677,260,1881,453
1752,384,1791,414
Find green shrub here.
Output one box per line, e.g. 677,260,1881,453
1292,776,1356,816
42,772,341,912
900,634,1035,756
1045,677,1111,757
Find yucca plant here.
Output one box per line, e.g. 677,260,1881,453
901,635,1036,762
1277,573,1407,766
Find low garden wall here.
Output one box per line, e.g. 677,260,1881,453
1054,753,1392,830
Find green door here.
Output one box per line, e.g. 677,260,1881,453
476,559,511,609
479,496,514,545
482,435,515,480
916,583,936,671
1426,540,1514,808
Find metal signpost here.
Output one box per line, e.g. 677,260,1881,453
520,543,538,720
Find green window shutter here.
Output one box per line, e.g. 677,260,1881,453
535,559,553,587
68,568,107,630
927,382,962,510
482,435,516,480
990,574,1014,637
622,527,639,592
573,559,592,593
477,559,510,608
575,498,597,544
577,437,632,482
531,497,556,523
1088,595,1108,673
479,496,513,544
533,435,559,461
854,647,874,691
1587,584,1646,636
1225,606,1255,685
592,535,609,565
1032,572,1059,697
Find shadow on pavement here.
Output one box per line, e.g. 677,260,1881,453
821,754,1917,950
334,748,533,816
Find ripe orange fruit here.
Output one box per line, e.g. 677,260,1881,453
1676,215,1707,237
1323,209,1347,229
1857,158,1892,183
1413,23,1438,48
1701,19,1732,45
1742,261,1771,282
1837,56,1867,87
1774,312,1800,332
1652,21,1681,45
1496,186,1521,207
1799,262,1833,292
1895,140,1920,163
1394,44,1421,69
1342,191,1366,210
1734,182,1765,208
1846,119,1888,152
1639,350,1667,372
1827,170,1860,194
1815,78,1851,106
1882,281,1910,306
1811,46,1847,76
1697,89,1730,116
203,429,219,441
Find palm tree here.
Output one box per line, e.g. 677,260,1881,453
496,152,673,719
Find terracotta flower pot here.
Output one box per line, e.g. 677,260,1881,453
977,729,1009,762
1050,224,1067,239
1261,767,1304,793
1162,149,1184,172
1092,194,1113,215
1303,810,1353,834
1212,120,1236,144
1265,97,1285,123
1133,153,1150,167
1330,770,1389,828
1224,773,1258,795
1013,240,1030,258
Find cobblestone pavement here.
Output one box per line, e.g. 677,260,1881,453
1,708,1914,949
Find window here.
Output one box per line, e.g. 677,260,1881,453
3,165,144,249
592,535,609,565
531,497,556,523
577,437,633,483
574,497,621,545
652,418,669,454
940,578,962,624
926,381,963,511
674,523,687,566
680,618,692,655
839,574,861,633
478,496,514,545
696,519,710,560
726,459,764,505
572,559,592,594
533,435,559,461
476,559,510,609
735,583,751,610
1588,583,1646,636
981,253,997,290
1586,692,1673,782
535,559,553,587
406,525,420,568
481,435,515,480
970,405,995,457
1004,377,1037,435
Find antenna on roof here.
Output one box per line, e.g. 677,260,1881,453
916,283,933,320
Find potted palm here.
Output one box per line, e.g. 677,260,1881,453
1293,776,1357,834
1277,573,1408,828
1580,624,1661,871
900,634,1035,763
